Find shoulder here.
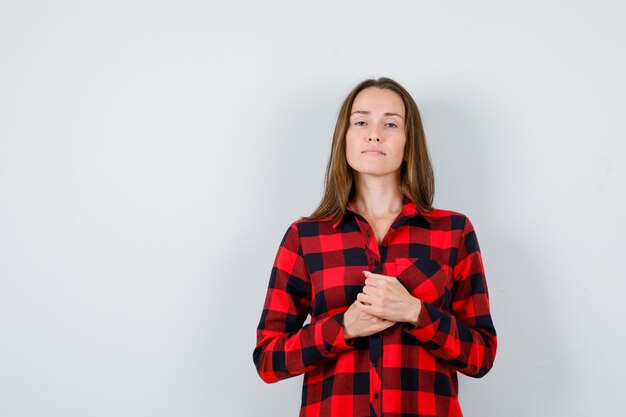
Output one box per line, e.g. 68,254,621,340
285,215,338,236
424,207,475,232
277,216,332,247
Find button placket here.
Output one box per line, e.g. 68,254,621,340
356,214,385,417
356,218,380,270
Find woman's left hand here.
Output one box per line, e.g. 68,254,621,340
357,271,422,325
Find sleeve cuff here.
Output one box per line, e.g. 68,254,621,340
403,301,442,342
320,312,355,354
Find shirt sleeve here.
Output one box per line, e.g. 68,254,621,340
253,222,354,383
403,215,497,378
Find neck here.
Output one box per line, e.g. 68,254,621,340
349,174,403,219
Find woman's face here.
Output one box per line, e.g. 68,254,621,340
345,87,406,180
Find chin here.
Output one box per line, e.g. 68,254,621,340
348,158,401,176
353,168,397,177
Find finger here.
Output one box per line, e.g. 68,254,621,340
361,303,384,319
364,271,396,282
366,278,390,293
362,271,383,281
364,277,382,288
357,292,373,305
362,284,379,295
370,275,394,286
359,292,376,307
378,274,397,282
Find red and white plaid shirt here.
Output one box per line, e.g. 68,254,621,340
253,196,497,416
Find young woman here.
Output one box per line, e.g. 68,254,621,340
253,77,497,417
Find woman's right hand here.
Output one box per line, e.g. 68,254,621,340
342,300,396,340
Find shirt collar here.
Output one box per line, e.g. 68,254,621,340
331,195,433,229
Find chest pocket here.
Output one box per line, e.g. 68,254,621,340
392,257,451,309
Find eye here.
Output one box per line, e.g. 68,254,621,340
386,122,398,128
354,121,366,126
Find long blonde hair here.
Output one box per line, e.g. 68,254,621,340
302,77,435,222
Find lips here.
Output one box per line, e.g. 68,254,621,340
362,148,386,155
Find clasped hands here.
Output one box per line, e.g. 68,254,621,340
342,270,422,340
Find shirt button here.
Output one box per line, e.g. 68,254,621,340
374,393,379,399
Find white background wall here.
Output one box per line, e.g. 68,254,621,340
1,1,625,416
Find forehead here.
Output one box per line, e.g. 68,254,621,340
351,87,405,114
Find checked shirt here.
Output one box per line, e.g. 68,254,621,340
253,196,497,417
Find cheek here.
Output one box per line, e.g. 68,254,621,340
345,133,359,160
393,137,407,162
392,149,405,165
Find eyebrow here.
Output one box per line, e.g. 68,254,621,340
350,110,404,120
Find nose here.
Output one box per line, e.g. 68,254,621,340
368,122,382,142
